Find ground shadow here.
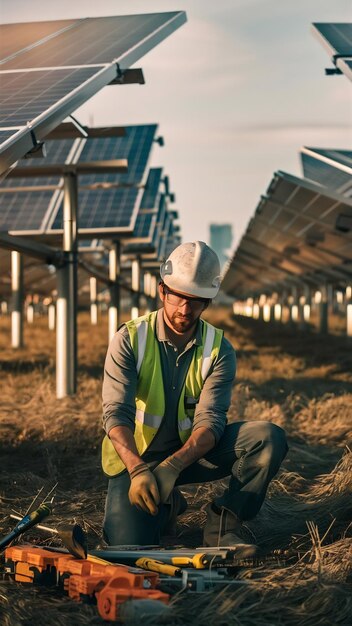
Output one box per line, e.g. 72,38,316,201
234,316,352,373
0,358,51,373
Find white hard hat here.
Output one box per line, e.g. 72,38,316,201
160,241,221,299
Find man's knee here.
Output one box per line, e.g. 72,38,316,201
252,421,288,467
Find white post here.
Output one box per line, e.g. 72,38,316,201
27,303,34,324
274,303,282,322
90,277,98,325
56,173,78,398
108,241,121,342
11,251,23,349
48,303,56,330
347,286,352,337
319,285,328,334
56,275,68,399
347,304,352,337
263,303,271,322
131,258,140,320
109,242,120,343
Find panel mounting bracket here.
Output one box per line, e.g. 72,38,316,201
325,67,343,75
110,65,145,85
24,127,47,159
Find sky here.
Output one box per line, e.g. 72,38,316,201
1,0,351,252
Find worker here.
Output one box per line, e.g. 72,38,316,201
102,241,288,550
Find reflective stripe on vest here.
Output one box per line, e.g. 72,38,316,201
102,311,223,476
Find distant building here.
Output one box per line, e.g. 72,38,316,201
209,224,233,269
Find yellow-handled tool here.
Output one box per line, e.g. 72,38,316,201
136,557,182,577
170,553,212,569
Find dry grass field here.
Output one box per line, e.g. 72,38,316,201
0,307,351,625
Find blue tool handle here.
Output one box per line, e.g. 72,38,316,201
0,503,52,552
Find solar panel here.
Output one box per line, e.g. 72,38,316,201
0,12,186,173
312,23,352,81
132,212,156,240
0,67,100,127
77,125,157,184
1,14,185,70
0,125,157,236
48,125,157,235
0,137,79,233
0,189,58,232
222,170,352,298
312,23,352,57
301,148,352,197
140,168,163,210
0,20,77,62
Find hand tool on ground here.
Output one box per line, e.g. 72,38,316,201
9,516,113,566
0,502,52,552
135,557,182,577
90,547,258,569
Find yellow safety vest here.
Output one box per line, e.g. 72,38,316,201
102,311,223,477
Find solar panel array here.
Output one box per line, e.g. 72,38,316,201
123,168,163,254
0,11,187,173
312,22,352,81
221,22,352,305
301,148,352,197
49,124,157,234
221,171,352,299
0,125,157,236
0,138,77,232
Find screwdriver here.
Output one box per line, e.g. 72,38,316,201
0,503,52,552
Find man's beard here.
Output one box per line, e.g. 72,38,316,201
165,309,196,333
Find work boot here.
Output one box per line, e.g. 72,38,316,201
203,503,258,558
162,488,188,536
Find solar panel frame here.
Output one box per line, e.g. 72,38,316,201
0,11,186,173
336,57,352,81
46,125,157,237
312,23,352,57
0,137,81,235
312,23,352,82
301,147,352,197
1,125,157,237
222,169,352,298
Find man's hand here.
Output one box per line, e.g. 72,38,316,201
153,456,185,503
128,464,160,515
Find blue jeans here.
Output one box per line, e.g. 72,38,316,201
103,421,288,545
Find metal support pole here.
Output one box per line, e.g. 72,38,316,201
90,277,98,325
346,286,352,338
131,258,140,320
303,286,311,327
48,303,56,330
11,251,24,348
327,284,335,315
318,285,328,334
56,173,78,398
109,242,120,343
27,300,34,324
274,301,282,322
289,287,298,325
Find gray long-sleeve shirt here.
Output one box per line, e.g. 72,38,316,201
102,308,236,458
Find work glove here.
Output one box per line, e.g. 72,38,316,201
128,463,160,516
153,456,185,503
